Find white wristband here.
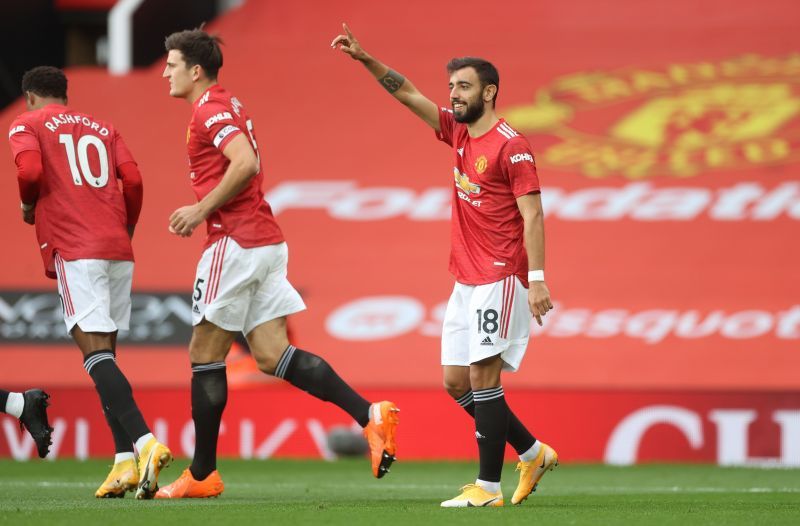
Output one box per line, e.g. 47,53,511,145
528,270,545,282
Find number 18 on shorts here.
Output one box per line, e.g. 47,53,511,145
441,275,532,372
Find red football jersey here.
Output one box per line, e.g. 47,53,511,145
436,108,541,286
8,104,135,278
187,85,284,249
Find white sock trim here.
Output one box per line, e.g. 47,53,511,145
5,392,24,419
134,433,155,453
114,452,135,464
370,403,382,424
475,479,501,494
519,440,542,462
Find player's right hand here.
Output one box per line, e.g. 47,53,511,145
21,203,35,225
169,203,206,237
331,23,367,61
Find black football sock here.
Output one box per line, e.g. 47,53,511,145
94,352,134,454
84,350,150,443
103,409,134,454
473,386,510,484
189,362,227,481
0,389,9,413
274,345,370,427
455,390,536,455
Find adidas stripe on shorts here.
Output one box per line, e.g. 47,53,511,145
53,254,133,334
192,238,306,334
441,275,532,372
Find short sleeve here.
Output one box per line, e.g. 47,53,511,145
8,117,40,158
113,130,137,168
197,101,242,151
502,138,540,197
435,106,456,146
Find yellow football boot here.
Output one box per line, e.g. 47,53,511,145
511,442,559,505
440,484,504,507
134,438,173,499
95,458,138,498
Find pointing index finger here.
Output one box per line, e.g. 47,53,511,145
343,22,354,39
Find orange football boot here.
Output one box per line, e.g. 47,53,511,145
363,401,400,478
155,468,224,499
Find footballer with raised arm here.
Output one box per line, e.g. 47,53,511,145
332,24,558,507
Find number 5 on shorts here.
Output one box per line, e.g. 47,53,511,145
193,278,205,302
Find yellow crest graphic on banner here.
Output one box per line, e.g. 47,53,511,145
505,54,800,178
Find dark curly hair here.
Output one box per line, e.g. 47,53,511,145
21,66,68,100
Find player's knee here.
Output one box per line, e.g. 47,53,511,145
252,339,289,376
254,351,279,375
188,337,227,364
188,341,215,364
443,379,470,399
443,369,471,398
469,363,502,391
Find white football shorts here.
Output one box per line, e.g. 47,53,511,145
53,253,133,334
192,237,306,334
441,275,532,372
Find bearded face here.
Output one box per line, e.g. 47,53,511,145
452,90,486,124
449,67,492,124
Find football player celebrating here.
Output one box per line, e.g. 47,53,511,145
333,24,558,507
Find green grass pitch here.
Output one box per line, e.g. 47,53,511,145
0,459,798,525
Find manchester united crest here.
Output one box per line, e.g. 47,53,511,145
504,53,800,178
475,155,488,174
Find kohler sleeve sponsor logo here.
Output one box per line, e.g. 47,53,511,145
204,112,233,128
509,152,534,164
8,125,25,138
0,291,192,344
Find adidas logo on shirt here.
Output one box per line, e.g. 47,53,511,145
192,304,200,314
480,336,493,346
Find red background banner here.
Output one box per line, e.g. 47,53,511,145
1,0,799,461
1,389,798,465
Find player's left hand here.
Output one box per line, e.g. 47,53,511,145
169,204,206,237
528,281,553,326
21,202,35,225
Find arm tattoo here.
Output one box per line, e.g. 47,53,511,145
378,69,405,94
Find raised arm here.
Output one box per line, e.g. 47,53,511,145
331,23,440,131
